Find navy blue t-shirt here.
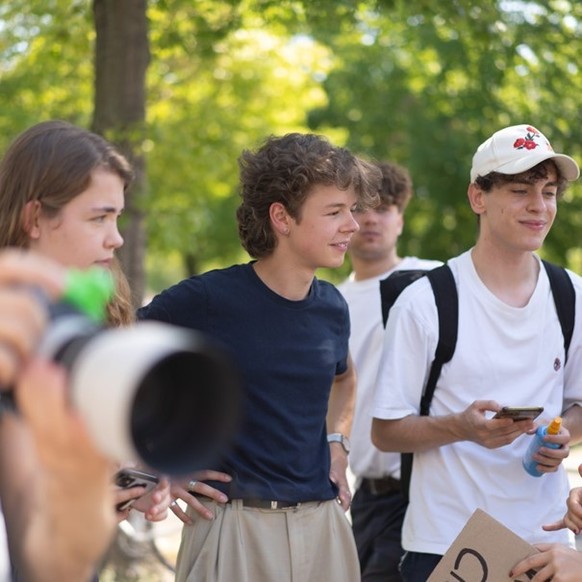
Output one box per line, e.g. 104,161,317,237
137,263,350,502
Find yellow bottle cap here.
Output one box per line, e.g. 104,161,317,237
547,417,562,435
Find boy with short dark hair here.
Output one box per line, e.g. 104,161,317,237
371,124,582,581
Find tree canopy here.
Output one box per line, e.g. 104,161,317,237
1,0,581,294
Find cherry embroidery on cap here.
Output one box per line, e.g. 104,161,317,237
513,127,540,151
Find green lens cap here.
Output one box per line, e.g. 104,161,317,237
63,268,115,322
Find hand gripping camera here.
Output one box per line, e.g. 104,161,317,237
13,269,240,475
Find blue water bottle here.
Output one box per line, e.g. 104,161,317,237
522,417,562,477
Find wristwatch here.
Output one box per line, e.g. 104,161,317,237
327,433,351,454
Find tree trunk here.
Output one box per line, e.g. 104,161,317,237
92,0,149,307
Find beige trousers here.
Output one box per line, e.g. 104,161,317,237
174,499,360,582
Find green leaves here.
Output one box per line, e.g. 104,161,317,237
307,1,582,271
2,0,581,288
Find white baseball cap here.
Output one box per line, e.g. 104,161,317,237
470,124,580,183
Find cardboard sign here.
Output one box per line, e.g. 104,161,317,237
427,509,539,581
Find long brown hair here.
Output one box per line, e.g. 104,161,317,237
0,120,135,326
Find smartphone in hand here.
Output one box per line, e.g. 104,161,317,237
493,406,544,421
114,468,159,511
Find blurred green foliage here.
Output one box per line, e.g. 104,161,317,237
1,0,581,291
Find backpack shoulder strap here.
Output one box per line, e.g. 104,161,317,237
400,264,458,501
420,265,458,415
542,260,575,364
379,269,432,328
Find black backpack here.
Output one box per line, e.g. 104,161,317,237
379,260,576,501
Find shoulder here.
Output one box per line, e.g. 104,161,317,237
164,264,250,295
385,258,448,303
385,274,439,343
565,267,582,292
138,264,249,321
192,263,251,289
399,257,444,271
563,268,582,318
394,274,436,309
390,257,464,327
137,275,204,322
539,260,582,298
314,278,349,315
395,256,460,303
317,278,348,302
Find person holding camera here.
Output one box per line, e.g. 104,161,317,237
138,132,381,582
0,121,171,580
0,249,117,582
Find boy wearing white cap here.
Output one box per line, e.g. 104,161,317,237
370,124,582,581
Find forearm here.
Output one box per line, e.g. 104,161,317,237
21,500,113,581
20,459,114,581
2,416,114,582
0,415,38,551
18,536,102,582
325,358,354,510
326,357,356,436
371,413,464,453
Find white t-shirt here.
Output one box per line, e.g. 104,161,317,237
372,250,582,554
338,257,442,481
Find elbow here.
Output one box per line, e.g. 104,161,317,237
371,418,390,451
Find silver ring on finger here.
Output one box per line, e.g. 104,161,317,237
188,479,198,492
